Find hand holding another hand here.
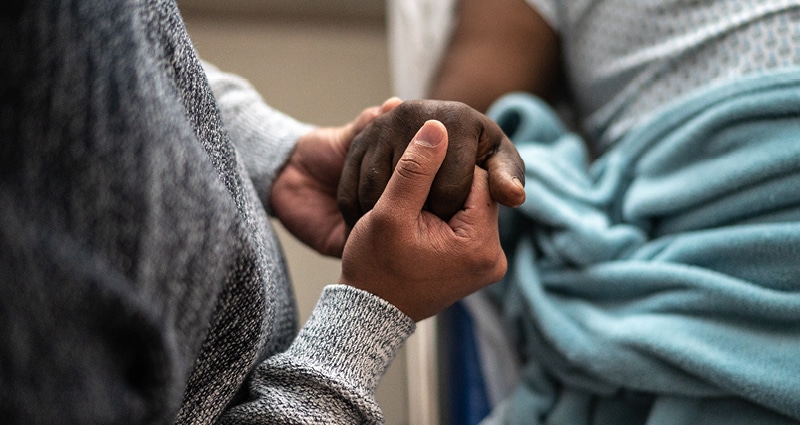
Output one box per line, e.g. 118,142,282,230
340,120,507,322
269,98,403,257
338,99,525,227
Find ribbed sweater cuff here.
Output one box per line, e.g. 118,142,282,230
286,285,416,394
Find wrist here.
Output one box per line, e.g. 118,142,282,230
285,285,415,393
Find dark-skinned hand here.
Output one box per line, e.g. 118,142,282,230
338,99,525,227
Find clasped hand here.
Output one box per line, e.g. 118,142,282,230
270,99,525,321
339,99,526,226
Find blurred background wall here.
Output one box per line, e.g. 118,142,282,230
178,1,410,424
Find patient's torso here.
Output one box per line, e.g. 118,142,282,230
526,0,800,150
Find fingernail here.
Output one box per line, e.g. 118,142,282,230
511,176,526,206
381,97,403,113
414,120,444,148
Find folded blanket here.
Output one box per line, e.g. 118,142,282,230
484,69,800,425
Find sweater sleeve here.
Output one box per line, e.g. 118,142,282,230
201,61,316,210
219,285,416,425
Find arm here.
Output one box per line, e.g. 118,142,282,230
219,285,415,424
202,61,315,207
430,0,561,112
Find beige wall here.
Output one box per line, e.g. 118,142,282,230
180,4,410,424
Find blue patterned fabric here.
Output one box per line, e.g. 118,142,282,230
486,69,800,425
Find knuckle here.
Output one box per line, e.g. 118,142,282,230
490,254,508,282
395,153,431,180
368,207,400,234
468,244,507,282
360,170,387,199
435,101,473,128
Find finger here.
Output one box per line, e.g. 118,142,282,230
454,167,507,287
357,142,395,217
381,97,403,113
338,102,399,227
376,120,448,221
338,145,364,228
342,105,382,144
347,98,401,141
452,166,499,228
485,138,526,207
475,116,526,208
427,133,476,221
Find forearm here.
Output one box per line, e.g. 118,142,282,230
429,0,561,112
202,61,315,208
219,285,415,424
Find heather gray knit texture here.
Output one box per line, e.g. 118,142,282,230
0,1,415,424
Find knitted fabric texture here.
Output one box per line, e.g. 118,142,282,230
0,1,414,424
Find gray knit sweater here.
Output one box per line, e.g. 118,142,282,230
0,0,414,424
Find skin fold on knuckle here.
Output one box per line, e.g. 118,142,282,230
367,207,407,238
489,253,508,283
395,153,433,182
465,242,506,281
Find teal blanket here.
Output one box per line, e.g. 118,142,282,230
485,69,800,424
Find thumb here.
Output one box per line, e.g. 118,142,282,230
378,120,448,219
